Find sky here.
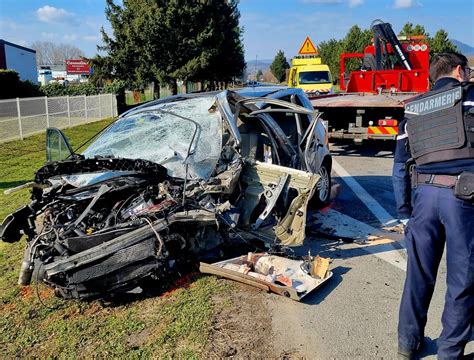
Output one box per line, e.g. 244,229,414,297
0,0,472,61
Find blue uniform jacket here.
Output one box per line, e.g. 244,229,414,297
394,117,409,164
397,77,474,174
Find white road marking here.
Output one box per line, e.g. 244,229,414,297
315,209,407,271
332,158,396,225
329,158,407,271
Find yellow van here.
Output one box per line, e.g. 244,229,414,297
288,56,334,98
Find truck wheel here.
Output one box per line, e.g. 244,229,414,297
311,163,331,208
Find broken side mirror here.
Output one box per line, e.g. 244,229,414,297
46,127,75,162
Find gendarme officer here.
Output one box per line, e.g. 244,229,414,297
398,52,473,359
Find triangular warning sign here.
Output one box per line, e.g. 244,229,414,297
298,37,318,55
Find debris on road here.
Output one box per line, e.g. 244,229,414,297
382,223,406,234
200,252,332,301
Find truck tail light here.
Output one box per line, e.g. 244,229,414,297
378,119,398,126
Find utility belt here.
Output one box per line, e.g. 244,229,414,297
410,170,474,202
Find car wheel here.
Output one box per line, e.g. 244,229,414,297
312,163,331,208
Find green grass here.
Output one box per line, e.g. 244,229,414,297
0,118,230,358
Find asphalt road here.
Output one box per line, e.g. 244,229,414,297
266,140,473,359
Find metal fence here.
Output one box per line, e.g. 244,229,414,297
0,94,117,143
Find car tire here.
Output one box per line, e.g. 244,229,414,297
311,163,331,208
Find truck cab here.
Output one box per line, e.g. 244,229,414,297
288,56,334,98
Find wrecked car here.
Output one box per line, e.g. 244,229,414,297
0,87,332,300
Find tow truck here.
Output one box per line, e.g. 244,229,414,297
311,20,430,142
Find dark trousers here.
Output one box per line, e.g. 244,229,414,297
392,162,412,220
398,185,474,359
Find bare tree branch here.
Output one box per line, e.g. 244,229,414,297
31,41,85,65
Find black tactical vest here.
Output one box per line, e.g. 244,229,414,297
405,82,474,166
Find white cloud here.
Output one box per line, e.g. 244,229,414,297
299,0,364,7
83,35,101,42
63,34,78,41
299,0,343,4
393,0,420,8
349,0,363,7
37,5,75,24
0,19,18,30
41,32,57,39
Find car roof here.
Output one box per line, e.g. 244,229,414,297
235,85,287,97
120,86,308,118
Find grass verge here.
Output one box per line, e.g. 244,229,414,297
0,118,230,358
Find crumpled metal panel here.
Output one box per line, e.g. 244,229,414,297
239,161,319,246
216,90,241,144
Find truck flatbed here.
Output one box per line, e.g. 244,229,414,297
310,92,419,141
311,92,416,108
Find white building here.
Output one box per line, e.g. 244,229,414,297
38,64,89,85
0,39,37,83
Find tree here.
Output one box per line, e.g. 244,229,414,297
398,23,457,56
318,38,343,82
342,25,373,74
91,0,156,91
270,50,290,83
0,70,44,99
399,22,414,37
262,69,278,83
398,22,428,37
256,70,263,81
318,25,371,82
194,0,246,89
92,0,245,95
343,25,372,54
31,41,85,65
429,29,457,55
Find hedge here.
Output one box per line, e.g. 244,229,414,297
0,70,44,99
0,70,126,99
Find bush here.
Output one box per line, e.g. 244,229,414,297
0,69,20,84
0,70,45,99
0,69,123,99
67,83,99,96
17,80,44,98
103,79,126,95
41,82,101,97
41,83,67,97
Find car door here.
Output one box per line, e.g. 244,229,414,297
238,97,315,169
260,91,329,174
299,111,328,173
287,92,329,174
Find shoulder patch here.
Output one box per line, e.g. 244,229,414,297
405,87,462,115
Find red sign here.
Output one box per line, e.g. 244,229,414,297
66,59,90,74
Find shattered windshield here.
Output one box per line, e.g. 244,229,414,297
83,97,223,180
